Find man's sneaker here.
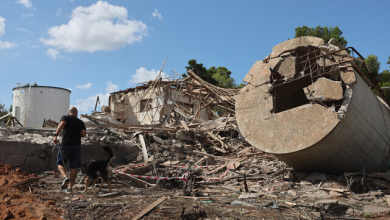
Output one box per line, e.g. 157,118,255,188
61,178,70,189
64,188,72,194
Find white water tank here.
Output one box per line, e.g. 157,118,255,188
12,86,71,127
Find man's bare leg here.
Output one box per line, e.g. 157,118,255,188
58,165,67,178
69,168,77,189
58,165,71,189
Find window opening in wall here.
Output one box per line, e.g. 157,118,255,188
140,99,152,112
272,75,311,114
271,46,324,114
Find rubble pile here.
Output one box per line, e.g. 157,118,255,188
3,117,390,218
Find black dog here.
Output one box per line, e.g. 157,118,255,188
82,146,114,193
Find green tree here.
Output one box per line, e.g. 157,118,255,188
379,70,390,85
235,82,246,89
210,67,235,88
0,104,11,123
387,56,390,67
184,59,246,89
0,104,8,117
295,25,348,48
363,55,381,80
185,59,218,86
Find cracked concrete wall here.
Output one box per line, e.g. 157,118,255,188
236,36,390,174
0,141,138,173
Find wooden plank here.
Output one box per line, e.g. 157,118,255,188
132,196,167,220
118,173,155,188
194,156,207,165
180,120,190,131
207,132,229,150
193,151,232,162
98,192,121,198
139,134,148,163
206,162,228,175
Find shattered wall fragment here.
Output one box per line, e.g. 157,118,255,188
236,36,390,174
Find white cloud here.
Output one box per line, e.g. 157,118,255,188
22,13,34,18
30,45,39,49
46,48,62,60
0,17,5,36
106,81,118,93
73,81,118,113
56,9,62,17
76,83,92,89
0,41,17,49
152,9,162,20
17,0,33,9
128,67,167,84
0,16,17,49
41,1,147,52
16,28,26,32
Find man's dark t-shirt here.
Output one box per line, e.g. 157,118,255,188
60,115,86,146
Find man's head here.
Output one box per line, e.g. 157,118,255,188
68,106,78,116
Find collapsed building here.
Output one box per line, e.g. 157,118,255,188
236,36,390,174
84,70,238,131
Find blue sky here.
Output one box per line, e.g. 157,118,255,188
0,0,389,114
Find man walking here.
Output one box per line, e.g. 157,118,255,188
54,106,86,193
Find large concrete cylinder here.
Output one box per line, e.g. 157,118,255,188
236,37,390,174
12,86,71,127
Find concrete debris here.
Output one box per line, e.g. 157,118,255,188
3,116,390,219
236,36,390,174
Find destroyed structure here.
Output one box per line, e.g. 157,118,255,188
84,70,237,131
236,36,390,174
4,37,390,219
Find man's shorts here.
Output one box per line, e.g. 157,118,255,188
57,145,82,169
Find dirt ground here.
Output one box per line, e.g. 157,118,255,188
0,164,63,220
0,156,390,220
3,160,390,220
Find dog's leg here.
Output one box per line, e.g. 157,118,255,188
83,177,89,192
92,178,98,187
106,180,112,193
97,178,104,192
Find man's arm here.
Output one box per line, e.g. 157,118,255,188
81,129,87,137
53,120,66,144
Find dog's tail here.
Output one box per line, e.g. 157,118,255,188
103,146,114,164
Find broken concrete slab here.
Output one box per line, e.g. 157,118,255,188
275,56,296,80
363,205,390,214
304,78,343,102
340,66,357,85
